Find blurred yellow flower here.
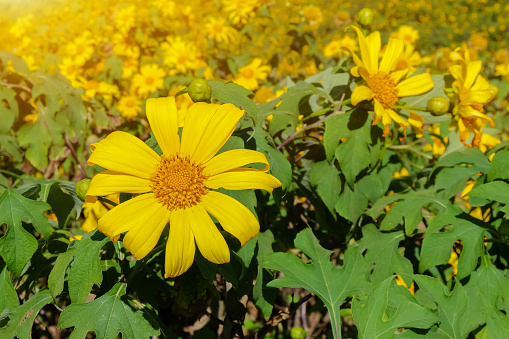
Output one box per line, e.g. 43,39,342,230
132,64,166,98
468,32,488,51
323,35,358,58
392,43,422,74
254,86,275,104
114,5,136,33
392,25,420,44
302,5,323,30
495,64,509,77
204,17,238,44
234,58,271,91
161,37,203,75
222,0,258,25
117,94,142,121
344,26,434,136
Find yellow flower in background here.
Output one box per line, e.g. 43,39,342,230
448,48,496,147
58,57,82,84
468,32,488,51
494,49,509,64
75,77,120,102
161,37,203,75
392,25,420,45
114,5,136,33
222,0,258,25
323,35,358,58
343,25,434,136
82,194,119,233
478,133,501,155
495,64,509,77
302,5,323,31
392,43,422,74
121,57,139,80
86,97,281,278
112,32,141,59
117,94,142,121
423,124,448,156
132,64,165,98
153,0,176,18
254,86,275,104
204,17,238,44
234,58,271,91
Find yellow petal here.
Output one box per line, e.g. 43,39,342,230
390,69,409,83
397,73,434,97
449,65,464,84
387,108,409,127
206,168,282,193
201,191,259,246
122,204,171,260
87,131,159,179
465,60,482,89
165,209,196,278
146,97,180,156
350,65,361,77
380,38,404,72
187,204,230,264
180,103,244,164
408,111,424,138
351,85,373,106
87,170,151,197
205,149,270,176
365,31,381,73
98,193,164,241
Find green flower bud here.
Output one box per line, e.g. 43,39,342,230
290,327,308,339
188,79,211,103
426,96,450,116
75,178,91,202
356,8,375,28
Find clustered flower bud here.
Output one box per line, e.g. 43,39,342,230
356,8,374,28
188,79,212,103
427,96,450,116
75,178,91,202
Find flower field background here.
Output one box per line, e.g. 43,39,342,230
1,0,509,338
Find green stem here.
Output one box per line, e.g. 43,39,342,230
393,105,427,111
0,169,23,179
98,197,118,207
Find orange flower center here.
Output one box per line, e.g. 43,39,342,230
469,102,484,113
145,76,154,85
177,55,187,64
395,58,409,71
368,71,399,109
242,69,255,79
125,99,135,108
150,154,208,210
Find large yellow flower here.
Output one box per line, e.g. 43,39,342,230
343,26,434,136
86,97,281,278
448,48,496,147
234,58,271,91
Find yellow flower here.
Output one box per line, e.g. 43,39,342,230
392,25,420,45
153,0,176,18
468,32,488,51
82,194,119,233
344,26,434,136
75,77,119,102
392,43,422,74
65,31,96,67
161,37,203,75
323,35,358,58
117,94,142,121
222,0,258,25
254,86,275,104
58,57,82,84
114,5,136,33
302,5,323,31
495,64,509,77
86,97,281,278
203,17,238,44
448,48,496,147
234,58,271,91
132,64,166,98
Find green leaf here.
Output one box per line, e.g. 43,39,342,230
380,191,448,234
0,290,51,338
335,183,368,222
304,67,349,94
210,81,257,124
353,277,438,339
335,114,371,184
357,225,414,286
0,263,18,312
253,130,292,190
264,228,371,339
413,275,480,338
434,166,479,200
468,181,509,214
0,189,52,276
435,147,490,174
310,161,341,215
0,51,29,74
487,150,509,181
254,230,276,318
0,87,18,134
420,206,485,279
48,230,109,303
357,170,384,203
58,283,160,338
465,256,509,337
0,135,22,163
17,119,52,169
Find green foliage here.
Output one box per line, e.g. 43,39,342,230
57,283,160,338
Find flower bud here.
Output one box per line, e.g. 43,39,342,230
188,79,211,103
427,97,450,116
75,178,91,202
290,327,308,339
356,8,374,28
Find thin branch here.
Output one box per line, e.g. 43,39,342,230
64,135,88,179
